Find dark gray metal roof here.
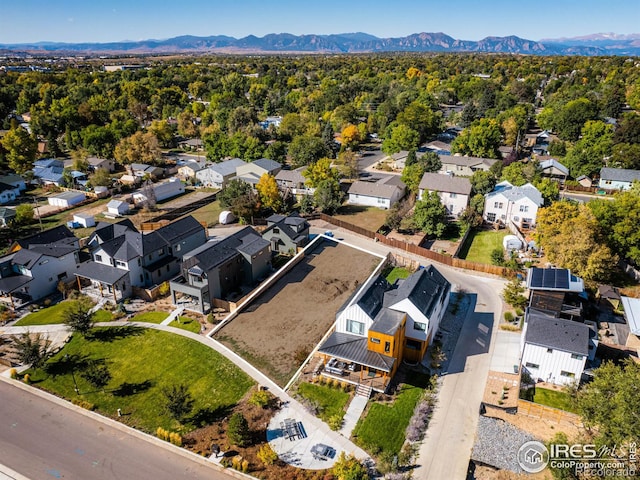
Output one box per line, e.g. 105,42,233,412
369,309,405,335
184,226,266,271
154,215,204,246
318,332,395,372
0,274,32,293
354,275,391,320
14,225,77,250
524,311,589,356
75,261,128,285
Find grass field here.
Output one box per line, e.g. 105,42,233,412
186,199,223,227
458,229,507,264
14,299,116,326
533,387,578,413
383,266,412,285
25,328,254,432
130,312,200,333
333,205,388,232
352,372,430,456
297,382,350,424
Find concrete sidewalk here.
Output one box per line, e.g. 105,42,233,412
338,395,368,438
160,306,184,325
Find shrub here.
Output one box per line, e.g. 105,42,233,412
249,389,273,409
515,308,524,317
9,368,17,379
328,413,343,431
241,460,249,473
158,281,170,297
231,455,243,470
227,413,250,447
257,443,278,466
23,373,31,384
504,311,514,322
156,427,170,441
169,432,183,446
500,323,522,332
43,298,52,307
490,248,505,266
332,453,368,480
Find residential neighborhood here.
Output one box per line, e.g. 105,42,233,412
1,18,640,480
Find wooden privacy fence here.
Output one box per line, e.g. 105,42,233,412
517,399,581,425
314,213,515,278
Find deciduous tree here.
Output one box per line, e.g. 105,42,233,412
413,192,447,237
1,127,37,174
114,131,161,165
255,173,282,212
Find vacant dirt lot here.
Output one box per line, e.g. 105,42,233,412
215,239,382,387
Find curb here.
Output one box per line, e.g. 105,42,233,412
0,375,256,480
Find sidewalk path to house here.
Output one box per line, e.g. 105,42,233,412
338,395,369,438
1,320,369,469
160,306,184,325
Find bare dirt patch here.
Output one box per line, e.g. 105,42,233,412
215,240,382,387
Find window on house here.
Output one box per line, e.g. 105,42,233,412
450,193,457,198
370,337,380,344
273,227,279,234
500,214,506,220
346,320,365,336
486,213,496,222
519,205,529,212
384,341,391,353
176,244,181,252
560,371,575,378
158,248,164,255
166,265,170,272
137,258,141,266
57,273,66,280
547,348,553,353
95,254,103,262
570,353,583,360
116,260,127,268
525,362,539,369
414,322,426,331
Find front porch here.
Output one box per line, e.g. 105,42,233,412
76,277,125,304
75,261,130,304
315,354,389,393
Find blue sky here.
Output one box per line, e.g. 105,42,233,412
1,0,638,44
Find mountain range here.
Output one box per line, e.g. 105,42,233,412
1,32,639,56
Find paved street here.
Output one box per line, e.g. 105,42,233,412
0,380,233,480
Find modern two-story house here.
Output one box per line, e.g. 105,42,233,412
75,216,206,302
0,226,80,307
169,226,271,313
261,213,310,254
317,265,451,392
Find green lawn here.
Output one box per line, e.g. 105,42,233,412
14,300,84,326
25,328,254,432
458,229,507,264
352,373,430,456
533,387,578,414
383,266,412,285
169,316,201,333
187,199,223,227
297,382,350,424
93,309,115,323
130,312,169,323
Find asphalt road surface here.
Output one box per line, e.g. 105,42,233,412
0,381,233,480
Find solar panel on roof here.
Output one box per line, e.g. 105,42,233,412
555,270,569,289
530,268,544,288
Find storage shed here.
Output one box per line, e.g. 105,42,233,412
72,213,96,228
503,235,523,252
106,200,130,216
48,191,86,208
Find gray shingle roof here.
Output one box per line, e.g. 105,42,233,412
524,312,589,356
439,155,498,169
369,309,405,335
0,274,32,293
600,167,640,183
419,173,472,195
348,179,403,200
207,158,246,177
253,158,282,172
14,225,77,250
487,181,544,206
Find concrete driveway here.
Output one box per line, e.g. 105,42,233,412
490,330,522,374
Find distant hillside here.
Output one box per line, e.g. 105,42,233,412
542,33,640,56
1,31,636,56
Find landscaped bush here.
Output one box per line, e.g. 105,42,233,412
71,398,95,410
9,368,17,379
227,413,250,447
405,393,435,442
22,373,31,384
328,413,343,431
248,389,275,409
257,443,278,466
504,311,514,322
